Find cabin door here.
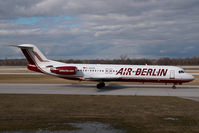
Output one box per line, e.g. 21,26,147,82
170,70,175,79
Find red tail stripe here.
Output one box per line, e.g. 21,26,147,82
26,49,45,74
21,49,35,65
33,51,48,62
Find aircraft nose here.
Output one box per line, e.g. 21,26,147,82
188,74,195,81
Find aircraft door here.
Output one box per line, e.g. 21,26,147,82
170,70,175,79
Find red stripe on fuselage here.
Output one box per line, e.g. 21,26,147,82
119,78,191,84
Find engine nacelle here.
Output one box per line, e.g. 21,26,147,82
50,66,76,75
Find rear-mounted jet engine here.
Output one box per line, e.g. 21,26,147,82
50,66,76,75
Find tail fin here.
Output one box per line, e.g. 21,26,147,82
13,44,65,73
14,44,49,66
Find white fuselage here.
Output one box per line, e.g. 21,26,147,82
15,44,195,87
39,61,194,84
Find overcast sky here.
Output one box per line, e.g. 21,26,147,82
0,0,199,59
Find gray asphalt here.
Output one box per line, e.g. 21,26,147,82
0,84,199,98
0,72,41,75
0,66,26,70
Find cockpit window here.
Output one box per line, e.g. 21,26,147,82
179,70,185,73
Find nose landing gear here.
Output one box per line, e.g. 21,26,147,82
96,82,105,89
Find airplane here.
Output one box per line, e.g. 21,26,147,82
13,44,194,89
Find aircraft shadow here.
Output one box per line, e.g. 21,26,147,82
61,83,199,92
61,83,129,91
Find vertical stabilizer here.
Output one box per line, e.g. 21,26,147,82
12,44,50,73
16,44,49,66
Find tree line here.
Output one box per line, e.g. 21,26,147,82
0,56,199,66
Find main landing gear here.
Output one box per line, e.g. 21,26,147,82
96,82,105,89
172,84,176,89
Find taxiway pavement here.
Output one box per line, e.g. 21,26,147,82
0,84,199,98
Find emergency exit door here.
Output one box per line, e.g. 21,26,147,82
170,70,175,79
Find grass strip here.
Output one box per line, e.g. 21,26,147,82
0,95,199,133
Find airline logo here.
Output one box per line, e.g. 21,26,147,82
116,68,168,76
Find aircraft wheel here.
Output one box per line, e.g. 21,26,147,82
97,82,105,89
172,85,176,89
101,82,105,87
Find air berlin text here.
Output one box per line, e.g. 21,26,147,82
116,68,168,76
